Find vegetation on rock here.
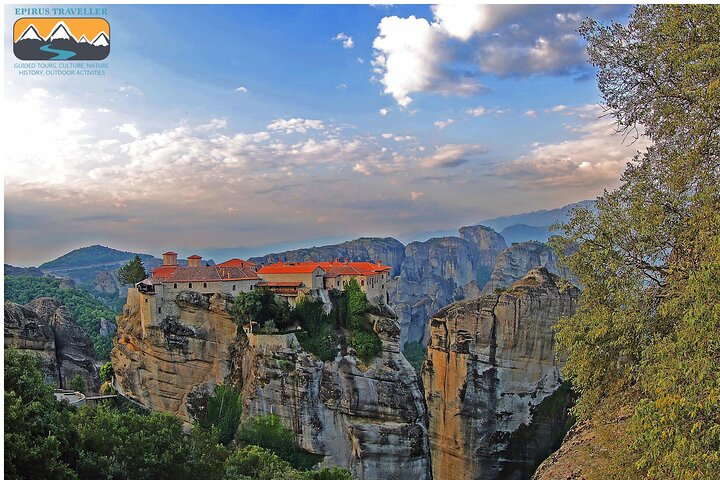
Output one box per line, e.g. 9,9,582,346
551,5,720,478
4,349,352,480
197,384,244,446
4,275,118,359
233,288,291,330
402,341,426,373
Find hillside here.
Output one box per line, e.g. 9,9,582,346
40,244,161,271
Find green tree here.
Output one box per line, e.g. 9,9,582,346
68,374,87,394
402,341,426,373
552,5,720,478
4,348,79,480
237,414,297,464
234,289,290,329
345,278,368,331
99,361,114,383
117,255,148,286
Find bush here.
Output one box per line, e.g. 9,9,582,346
292,299,338,361
237,414,320,471
349,330,382,364
99,362,114,383
68,374,87,394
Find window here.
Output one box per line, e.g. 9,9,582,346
173,283,177,289
158,307,162,314
337,281,340,287
361,280,365,286
203,282,207,288
188,283,193,289
232,285,236,291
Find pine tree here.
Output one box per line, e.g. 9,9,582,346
117,255,148,285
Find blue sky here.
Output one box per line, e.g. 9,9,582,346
4,4,645,265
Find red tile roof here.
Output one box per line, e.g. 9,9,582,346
216,258,258,268
257,261,390,278
155,265,259,283
163,251,177,255
187,255,202,259
151,265,178,279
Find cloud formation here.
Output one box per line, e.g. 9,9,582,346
372,5,624,106
495,105,650,189
267,118,325,134
333,32,354,49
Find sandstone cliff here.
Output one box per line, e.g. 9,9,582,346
4,298,100,392
242,311,432,479
481,241,570,296
390,226,506,346
424,268,579,480
111,289,242,420
112,288,432,479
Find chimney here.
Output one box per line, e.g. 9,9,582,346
163,251,178,266
377,260,382,265
344,257,349,264
187,255,202,268
335,257,339,263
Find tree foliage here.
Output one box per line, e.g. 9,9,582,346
552,5,720,478
4,348,79,480
4,275,118,359
233,288,290,330
117,255,148,286
68,374,87,394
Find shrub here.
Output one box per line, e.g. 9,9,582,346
402,341,426,373
99,362,114,383
349,330,382,364
68,374,87,394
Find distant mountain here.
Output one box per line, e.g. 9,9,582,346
499,224,553,244
4,264,45,278
48,21,74,41
478,200,595,232
40,244,159,271
17,24,42,41
91,32,109,47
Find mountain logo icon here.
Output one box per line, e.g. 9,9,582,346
13,18,110,61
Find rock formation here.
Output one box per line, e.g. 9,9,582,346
423,268,579,480
112,287,432,479
4,298,100,392
390,226,506,346
93,270,127,298
99,317,117,337
481,241,570,295
4,302,58,384
111,289,242,420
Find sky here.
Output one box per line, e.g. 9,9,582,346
3,4,647,266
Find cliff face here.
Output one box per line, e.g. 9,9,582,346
423,268,579,480
4,298,100,392
111,289,242,421
242,312,432,479
481,241,570,296
390,226,506,346
112,288,432,479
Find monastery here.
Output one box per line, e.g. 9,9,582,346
136,251,391,325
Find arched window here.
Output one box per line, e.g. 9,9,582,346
232,285,236,291
361,280,365,286
173,283,177,289
188,283,193,289
203,282,207,288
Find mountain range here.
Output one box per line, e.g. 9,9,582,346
14,21,109,60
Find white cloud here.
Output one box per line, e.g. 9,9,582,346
410,191,424,201
495,105,650,188
371,5,616,105
379,107,390,116
119,84,143,96
381,133,394,139
466,107,487,117
420,144,485,168
333,32,354,49
234,86,248,94
434,118,455,129
550,104,567,112
196,117,228,132
97,107,112,113
336,83,347,90
525,110,538,117
356,57,364,64
267,118,325,134
115,123,142,138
